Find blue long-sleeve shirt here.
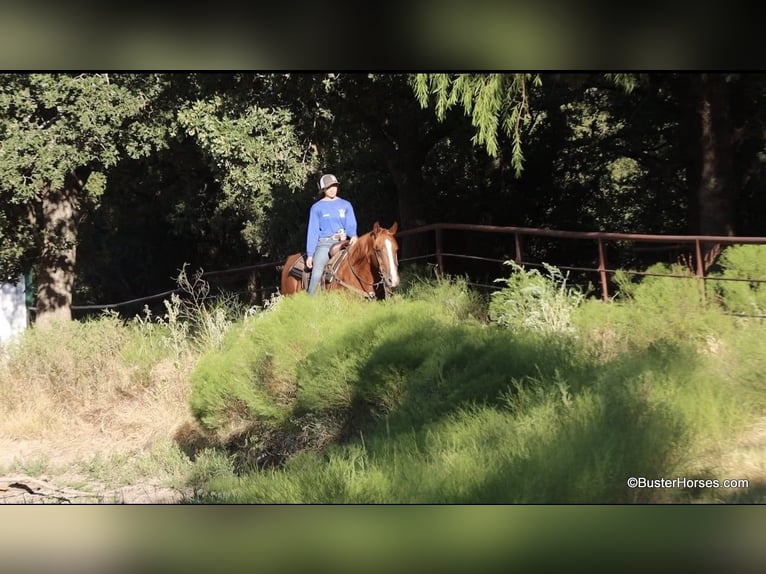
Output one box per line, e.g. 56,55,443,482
306,197,358,255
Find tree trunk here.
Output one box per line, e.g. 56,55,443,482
386,157,429,260
679,75,701,234
35,175,82,327
372,127,431,261
695,73,736,237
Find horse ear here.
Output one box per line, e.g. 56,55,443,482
389,221,398,234
372,221,381,234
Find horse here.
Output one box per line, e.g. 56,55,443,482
280,221,400,300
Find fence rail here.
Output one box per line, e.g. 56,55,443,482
24,222,766,317
397,222,766,302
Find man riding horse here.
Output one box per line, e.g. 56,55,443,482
280,173,400,300
305,173,359,296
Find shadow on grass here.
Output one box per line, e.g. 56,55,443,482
187,293,743,503
715,480,766,503
364,334,728,502
291,308,583,440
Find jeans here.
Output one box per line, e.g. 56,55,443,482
307,237,335,295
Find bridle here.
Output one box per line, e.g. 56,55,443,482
335,233,397,299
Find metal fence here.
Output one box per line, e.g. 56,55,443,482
397,223,766,304
24,222,766,318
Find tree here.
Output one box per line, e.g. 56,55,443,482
0,73,171,326
175,85,314,256
412,73,542,177
412,72,766,241
0,73,313,325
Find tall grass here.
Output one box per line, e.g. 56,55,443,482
197,336,745,503
189,266,763,503
0,268,257,494
3,259,764,504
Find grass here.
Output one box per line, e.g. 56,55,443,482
0,271,259,501
196,337,750,503
184,268,765,503
2,257,765,503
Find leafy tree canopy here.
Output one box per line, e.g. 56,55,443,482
412,73,542,177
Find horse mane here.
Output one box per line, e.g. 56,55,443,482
346,229,375,264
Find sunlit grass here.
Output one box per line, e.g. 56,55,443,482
189,271,765,504
3,265,765,504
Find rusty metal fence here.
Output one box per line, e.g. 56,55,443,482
395,223,766,303
26,222,766,319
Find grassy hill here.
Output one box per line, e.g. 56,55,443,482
2,249,765,503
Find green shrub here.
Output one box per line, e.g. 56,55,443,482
600,263,734,350
188,282,582,463
196,337,745,503
708,244,766,315
397,272,487,322
488,261,585,335
187,273,761,504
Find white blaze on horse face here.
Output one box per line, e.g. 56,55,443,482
384,238,399,287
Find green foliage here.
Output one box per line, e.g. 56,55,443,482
604,73,646,94
488,261,585,335
189,282,585,475
0,73,172,284
185,267,766,503
0,74,168,200
412,73,541,176
197,337,745,503
0,72,315,307
123,265,254,368
718,321,766,409
5,268,762,504
585,263,733,351
176,96,313,252
396,272,487,322
708,244,766,315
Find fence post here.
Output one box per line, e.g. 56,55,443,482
694,238,706,302
249,270,262,306
514,232,523,264
597,238,609,301
435,226,444,277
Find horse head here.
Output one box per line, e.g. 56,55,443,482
370,221,400,289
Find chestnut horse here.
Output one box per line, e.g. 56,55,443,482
280,221,400,299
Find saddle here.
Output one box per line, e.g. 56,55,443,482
324,240,351,283
287,240,351,290
287,256,311,290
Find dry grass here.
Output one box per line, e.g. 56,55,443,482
0,320,195,443
0,315,203,501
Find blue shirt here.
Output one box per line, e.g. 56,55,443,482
306,197,358,254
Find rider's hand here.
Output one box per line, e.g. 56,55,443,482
305,256,313,269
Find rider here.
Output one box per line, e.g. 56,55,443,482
305,173,359,295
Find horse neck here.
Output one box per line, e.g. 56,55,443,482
346,234,379,281
348,233,375,265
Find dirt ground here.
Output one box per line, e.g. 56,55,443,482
2,418,765,504
0,437,194,504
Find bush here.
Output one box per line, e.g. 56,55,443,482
188,281,581,466
708,244,766,315
488,261,585,335
605,263,733,349
396,273,487,323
